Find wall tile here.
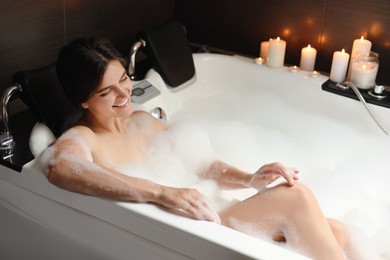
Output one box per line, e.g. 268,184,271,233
175,0,326,67
0,0,174,93
0,0,64,90
176,0,390,84
65,0,175,54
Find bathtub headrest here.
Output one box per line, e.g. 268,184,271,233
13,63,83,137
140,20,195,88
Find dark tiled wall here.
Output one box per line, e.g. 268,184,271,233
0,0,174,93
175,0,390,85
1,0,389,94
0,1,65,92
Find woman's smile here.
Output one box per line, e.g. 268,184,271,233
113,98,129,108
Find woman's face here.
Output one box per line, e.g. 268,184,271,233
82,60,133,118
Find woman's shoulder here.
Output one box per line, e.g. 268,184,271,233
131,109,153,119
64,124,95,137
130,110,166,131
56,125,96,147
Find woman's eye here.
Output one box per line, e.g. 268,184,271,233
100,88,112,96
120,75,129,82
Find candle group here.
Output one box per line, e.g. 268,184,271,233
266,37,286,68
300,44,317,71
328,36,379,88
256,35,379,89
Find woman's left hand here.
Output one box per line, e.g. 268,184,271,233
246,162,299,190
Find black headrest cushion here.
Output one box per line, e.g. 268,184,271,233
140,20,195,87
13,63,82,137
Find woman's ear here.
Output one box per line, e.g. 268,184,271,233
81,102,89,109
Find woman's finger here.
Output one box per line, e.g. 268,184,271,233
174,189,220,223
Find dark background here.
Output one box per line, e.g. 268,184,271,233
1,0,389,95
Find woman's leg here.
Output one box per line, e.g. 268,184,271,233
328,218,358,259
219,183,344,259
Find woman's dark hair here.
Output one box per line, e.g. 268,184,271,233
56,38,126,107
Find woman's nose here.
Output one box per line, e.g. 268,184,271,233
114,84,129,96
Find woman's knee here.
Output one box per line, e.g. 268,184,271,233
269,182,321,214
273,182,315,201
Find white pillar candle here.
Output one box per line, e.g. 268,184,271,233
266,37,286,68
300,44,317,71
347,36,372,79
329,49,350,83
260,41,269,59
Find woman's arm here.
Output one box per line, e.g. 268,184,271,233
45,135,220,223
203,160,299,190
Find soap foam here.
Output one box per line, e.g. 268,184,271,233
167,90,390,259
114,120,226,210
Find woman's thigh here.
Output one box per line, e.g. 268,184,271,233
219,183,346,259
218,182,320,239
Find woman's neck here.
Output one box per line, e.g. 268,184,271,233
79,111,128,135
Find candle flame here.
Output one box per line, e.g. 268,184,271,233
276,37,280,41
341,49,345,53
311,71,320,77
307,44,311,48
360,36,365,41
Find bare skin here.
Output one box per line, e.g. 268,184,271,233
46,60,349,259
219,183,344,259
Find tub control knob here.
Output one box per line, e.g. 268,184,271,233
368,84,388,100
373,84,385,95
150,107,167,122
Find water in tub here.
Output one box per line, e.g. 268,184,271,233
111,114,388,258
145,89,388,259
35,89,389,258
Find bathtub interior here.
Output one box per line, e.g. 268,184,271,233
4,52,390,259
139,53,390,258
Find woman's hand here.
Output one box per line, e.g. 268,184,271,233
156,186,221,224
247,162,299,190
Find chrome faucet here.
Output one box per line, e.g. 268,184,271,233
128,39,146,80
0,84,22,160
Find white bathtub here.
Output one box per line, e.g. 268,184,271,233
1,53,389,259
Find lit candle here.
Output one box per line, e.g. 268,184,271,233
351,36,372,59
289,65,300,72
266,37,286,68
350,60,379,89
254,57,265,65
311,71,321,77
260,41,269,59
300,44,317,71
347,36,372,79
330,49,350,83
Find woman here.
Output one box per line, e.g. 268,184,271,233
45,38,351,259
